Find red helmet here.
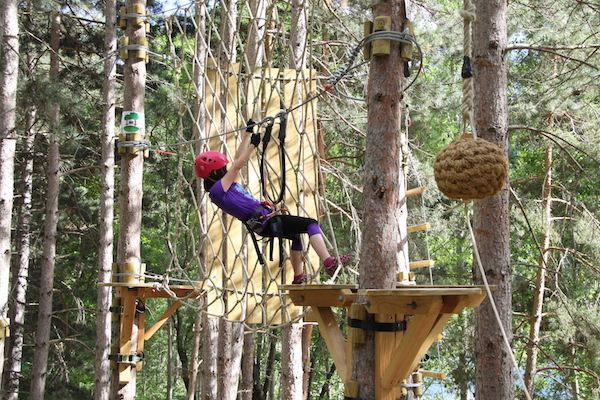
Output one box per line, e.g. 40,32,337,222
194,151,229,178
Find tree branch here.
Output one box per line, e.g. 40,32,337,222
507,43,600,70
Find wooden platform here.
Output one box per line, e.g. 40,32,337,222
101,282,203,383
280,284,491,399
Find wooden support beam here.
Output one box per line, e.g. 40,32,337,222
310,307,348,381
136,298,146,371
107,282,202,380
282,285,357,307
375,313,402,400
118,289,137,384
365,293,446,315
380,297,444,388
143,300,183,341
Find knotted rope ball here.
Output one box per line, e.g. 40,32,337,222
434,133,508,200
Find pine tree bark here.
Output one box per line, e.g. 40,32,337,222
201,315,218,399
241,330,255,400
351,1,408,398
246,0,266,68
94,0,117,398
523,147,552,397
282,324,303,400
301,325,312,400
192,3,212,399
29,11,61,399
216,1,244,398
5,104,34,400
0,0,20,384
187,312,202,400
283,1,308,398
218,319,244,399
113,0,147,397
472,0,513,399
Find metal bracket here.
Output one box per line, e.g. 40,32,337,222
348,317,407,332
109,352,145,367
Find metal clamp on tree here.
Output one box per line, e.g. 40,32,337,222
109,351,145,368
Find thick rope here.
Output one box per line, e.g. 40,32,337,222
460,0,476,136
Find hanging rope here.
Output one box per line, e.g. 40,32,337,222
460,0,476,136
433,0,508,200
465,205,533,400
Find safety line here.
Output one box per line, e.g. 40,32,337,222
464,204,533,400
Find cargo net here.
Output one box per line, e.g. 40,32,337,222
120,1,422,328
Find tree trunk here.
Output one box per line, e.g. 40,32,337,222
29,11,61,399
472,0,513,399
187,311,202,400
216,1,244,398
282,324,303,400
262,336,277,400
0,0,20,384
5,103,34,400
94,0,117,398
201,315,219,399
113,0,147,397
351,1,408,398
246,0,266,68
241,330,255,400
167,317,174,400
282,1,309,398
192,1,209,400
523,147,552,397
218,319,244,399
301,325,312,400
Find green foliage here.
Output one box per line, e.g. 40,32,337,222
7,0,600,398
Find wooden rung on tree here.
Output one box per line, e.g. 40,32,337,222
405,187,426,197
409,260,434,269
419,370,447,379
407,223,430,233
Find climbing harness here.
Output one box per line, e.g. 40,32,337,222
242,200,289,268
260,112,287,206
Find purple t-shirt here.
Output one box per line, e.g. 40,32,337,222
209,180,264,220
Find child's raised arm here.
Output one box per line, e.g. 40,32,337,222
220,121,260,192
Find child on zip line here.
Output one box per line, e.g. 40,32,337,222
195,120,354,284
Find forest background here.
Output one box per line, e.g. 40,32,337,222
1,0,600,399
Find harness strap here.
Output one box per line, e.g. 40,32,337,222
242,220,267,265
260,114,287,205
242,204,287,268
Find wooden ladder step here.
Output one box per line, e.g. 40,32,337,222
407,223,430,233
405,187,426,197
409,260,435,269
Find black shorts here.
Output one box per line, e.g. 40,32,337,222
259,215,318,242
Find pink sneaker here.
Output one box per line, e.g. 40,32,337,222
292,273,307,284
323,252,356,277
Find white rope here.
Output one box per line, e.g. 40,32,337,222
464,204,533,400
